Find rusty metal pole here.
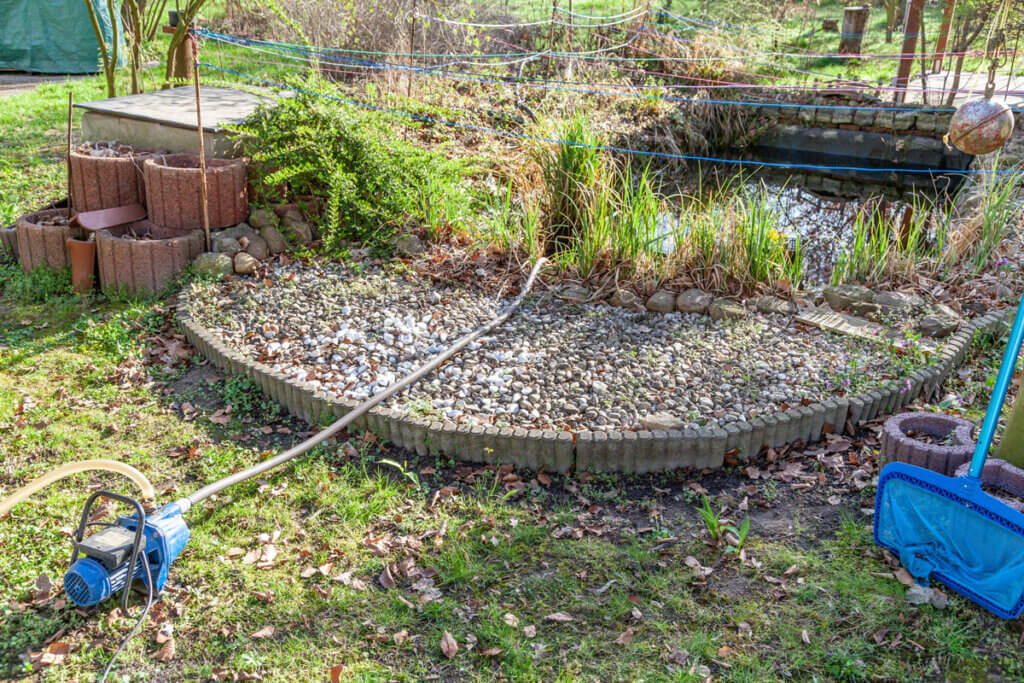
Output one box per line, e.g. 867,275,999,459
932,0,957,73
191,33,211,252
894,0,925,103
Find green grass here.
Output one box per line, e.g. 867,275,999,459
2,274,1023,681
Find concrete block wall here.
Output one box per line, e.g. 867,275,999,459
178,305,1011,474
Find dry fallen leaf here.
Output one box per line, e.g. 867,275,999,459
480,647,502,657
523,625,537,638
614,628,636,645
155,623,174,644
38,642,69,667
393,630,409,645
151,638,175,662
379,566,397,590
440,630,458,659
545,612,574,623
894,568,915,587
801,629,811,645
250,626,275,639
329,664,348,683
503,613,519,627
33,574,52,603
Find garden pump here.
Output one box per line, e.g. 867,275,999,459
64,492,190,610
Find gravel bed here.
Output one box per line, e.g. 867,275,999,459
185,259,942,432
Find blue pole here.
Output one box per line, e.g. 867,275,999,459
969,294,1024,478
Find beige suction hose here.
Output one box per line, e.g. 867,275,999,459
0,459,156,517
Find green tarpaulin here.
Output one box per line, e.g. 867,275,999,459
0,0,123,74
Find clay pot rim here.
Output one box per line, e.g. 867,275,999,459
144,154,244,172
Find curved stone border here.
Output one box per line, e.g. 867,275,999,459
176,302,1012,474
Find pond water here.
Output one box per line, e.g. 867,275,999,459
655,173,946,286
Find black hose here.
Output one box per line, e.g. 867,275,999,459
182,258,547,509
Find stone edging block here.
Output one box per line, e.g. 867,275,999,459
176,303,1012,474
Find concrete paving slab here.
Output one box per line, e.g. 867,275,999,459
75,86,279,157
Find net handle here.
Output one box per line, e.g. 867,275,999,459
970,292,1024,478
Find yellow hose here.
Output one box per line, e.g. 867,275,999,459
0,459,155,517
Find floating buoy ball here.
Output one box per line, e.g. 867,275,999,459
947,97,1015,155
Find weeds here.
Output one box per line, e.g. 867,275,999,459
1,264,73,304
220,375,282,420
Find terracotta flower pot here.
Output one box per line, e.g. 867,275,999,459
70,145,157,212
144,154,247,232
15,208,74,274
96,221,204,295
66,238,97,294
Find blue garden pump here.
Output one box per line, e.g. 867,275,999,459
63,491,190,610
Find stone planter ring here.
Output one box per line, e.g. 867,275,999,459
879,411,975,476
954,458,1024,513
144,154,247,232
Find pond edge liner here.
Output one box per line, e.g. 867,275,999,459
175,300,1012,475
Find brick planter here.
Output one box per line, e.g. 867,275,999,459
96,221,204,295
70,146,156,212
144,154,247,232
0,226,17,261
879,412,975,475
15,209,75,273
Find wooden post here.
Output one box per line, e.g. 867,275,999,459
894,0,925,103
547,0,558,74
66,92,74,216
407,0,417,101
839,5,870,55
932,0,957,73
191,35,211,252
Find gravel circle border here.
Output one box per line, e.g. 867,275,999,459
176,300,1013,474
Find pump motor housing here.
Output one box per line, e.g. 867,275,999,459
64,502,189,607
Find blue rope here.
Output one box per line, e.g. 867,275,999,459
200,63,1016,176
204,30,1020,113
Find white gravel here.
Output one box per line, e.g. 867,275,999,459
185,258,939,432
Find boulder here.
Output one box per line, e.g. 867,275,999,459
212,235,241,256
875,290,925,312
755,295,797,316
233,251,259,275
556,284,591,304
608,288,641,308
216,222,257,242
282,216,313,244
918,313,959,338
394,233,426,257
241,234,270,260
192,252,233,278
248,208,279,231
645,290,676,313
676,288,713,314
640,411,686,431
709,298,746,321
824,284,874,312
260,225,290,255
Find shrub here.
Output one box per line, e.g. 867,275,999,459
232,87,468,247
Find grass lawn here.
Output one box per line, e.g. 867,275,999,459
2,276,1024,682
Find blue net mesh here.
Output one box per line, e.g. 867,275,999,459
875,464,1024,619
